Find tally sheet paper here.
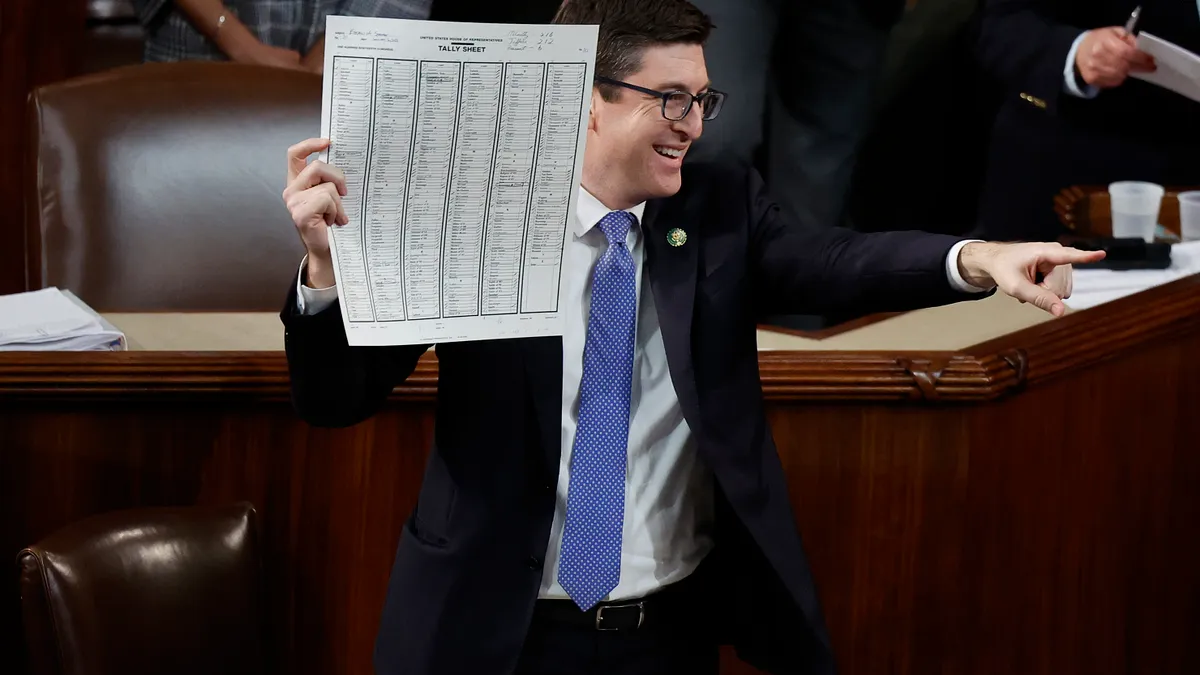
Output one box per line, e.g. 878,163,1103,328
319,16,598,346
1132,32,1200,103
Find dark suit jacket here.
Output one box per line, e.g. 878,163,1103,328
974,0,1200,241
846,0,995,236
280,161,984,675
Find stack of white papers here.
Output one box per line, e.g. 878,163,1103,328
0,287,126,351
1065,240,1200,310
1132,32,1200,103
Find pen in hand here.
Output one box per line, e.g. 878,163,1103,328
1123,6,1141,36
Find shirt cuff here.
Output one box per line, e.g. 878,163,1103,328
1064,31,1101,99
946,240,991,293
296,254,338,315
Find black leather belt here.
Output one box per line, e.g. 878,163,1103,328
535,599,652,631
532,578,702,632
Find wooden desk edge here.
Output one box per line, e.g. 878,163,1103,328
3,274,1199,404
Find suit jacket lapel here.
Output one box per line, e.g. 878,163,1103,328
642,199,703,430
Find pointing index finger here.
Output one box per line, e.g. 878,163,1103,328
287,137,331,183
1043,246,1106,266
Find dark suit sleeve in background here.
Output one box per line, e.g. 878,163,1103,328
746,167,987,316
280,273,428,428
977,0,1084,114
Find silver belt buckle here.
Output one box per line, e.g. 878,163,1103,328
594,601,645,631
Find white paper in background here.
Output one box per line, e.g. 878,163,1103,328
0,287,125,351
1132,32,1200,103
0,287,94,344
1064,240,1200,310
318,16,598,346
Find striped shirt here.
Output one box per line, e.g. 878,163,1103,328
132,0,432,62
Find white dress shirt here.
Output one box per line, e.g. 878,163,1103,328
296,187,984,602
538,188,713,601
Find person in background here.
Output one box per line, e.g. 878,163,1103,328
429,0,562,23
975,0,1200,241
684,0,906,230
131,0,432,72
843,0,995,236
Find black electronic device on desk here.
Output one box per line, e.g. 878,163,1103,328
1060,236,1173,270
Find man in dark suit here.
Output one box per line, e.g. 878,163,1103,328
975,0,1200,241
685,0,905,231
279,1,1100,673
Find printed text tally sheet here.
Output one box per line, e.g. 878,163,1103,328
319,15,598,346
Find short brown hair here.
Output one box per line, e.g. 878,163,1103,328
553,0,714,101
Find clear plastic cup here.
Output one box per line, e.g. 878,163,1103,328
1178,191,1200,242
1109,181,1164,242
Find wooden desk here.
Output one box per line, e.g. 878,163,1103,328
3,282,1199,675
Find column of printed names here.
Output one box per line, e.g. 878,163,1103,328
482,63,545,315
327,56,376,322
521,63,586,313
363,59,417,322
401,61,460,320
443,63,502,318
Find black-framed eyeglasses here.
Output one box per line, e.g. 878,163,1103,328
595,75,726,121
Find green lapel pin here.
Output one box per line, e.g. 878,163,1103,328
667,227,687,247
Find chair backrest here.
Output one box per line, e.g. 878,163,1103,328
26,61,318,310
17,503,264,675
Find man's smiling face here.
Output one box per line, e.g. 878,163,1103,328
585,42,710,208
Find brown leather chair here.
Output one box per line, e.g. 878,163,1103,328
26,61,319,310
16,503,264,675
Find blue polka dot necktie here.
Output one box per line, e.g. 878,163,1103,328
557,210,638,611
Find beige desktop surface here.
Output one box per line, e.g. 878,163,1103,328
756,291,1055,351
106,312,288,351
104,293,1054,352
